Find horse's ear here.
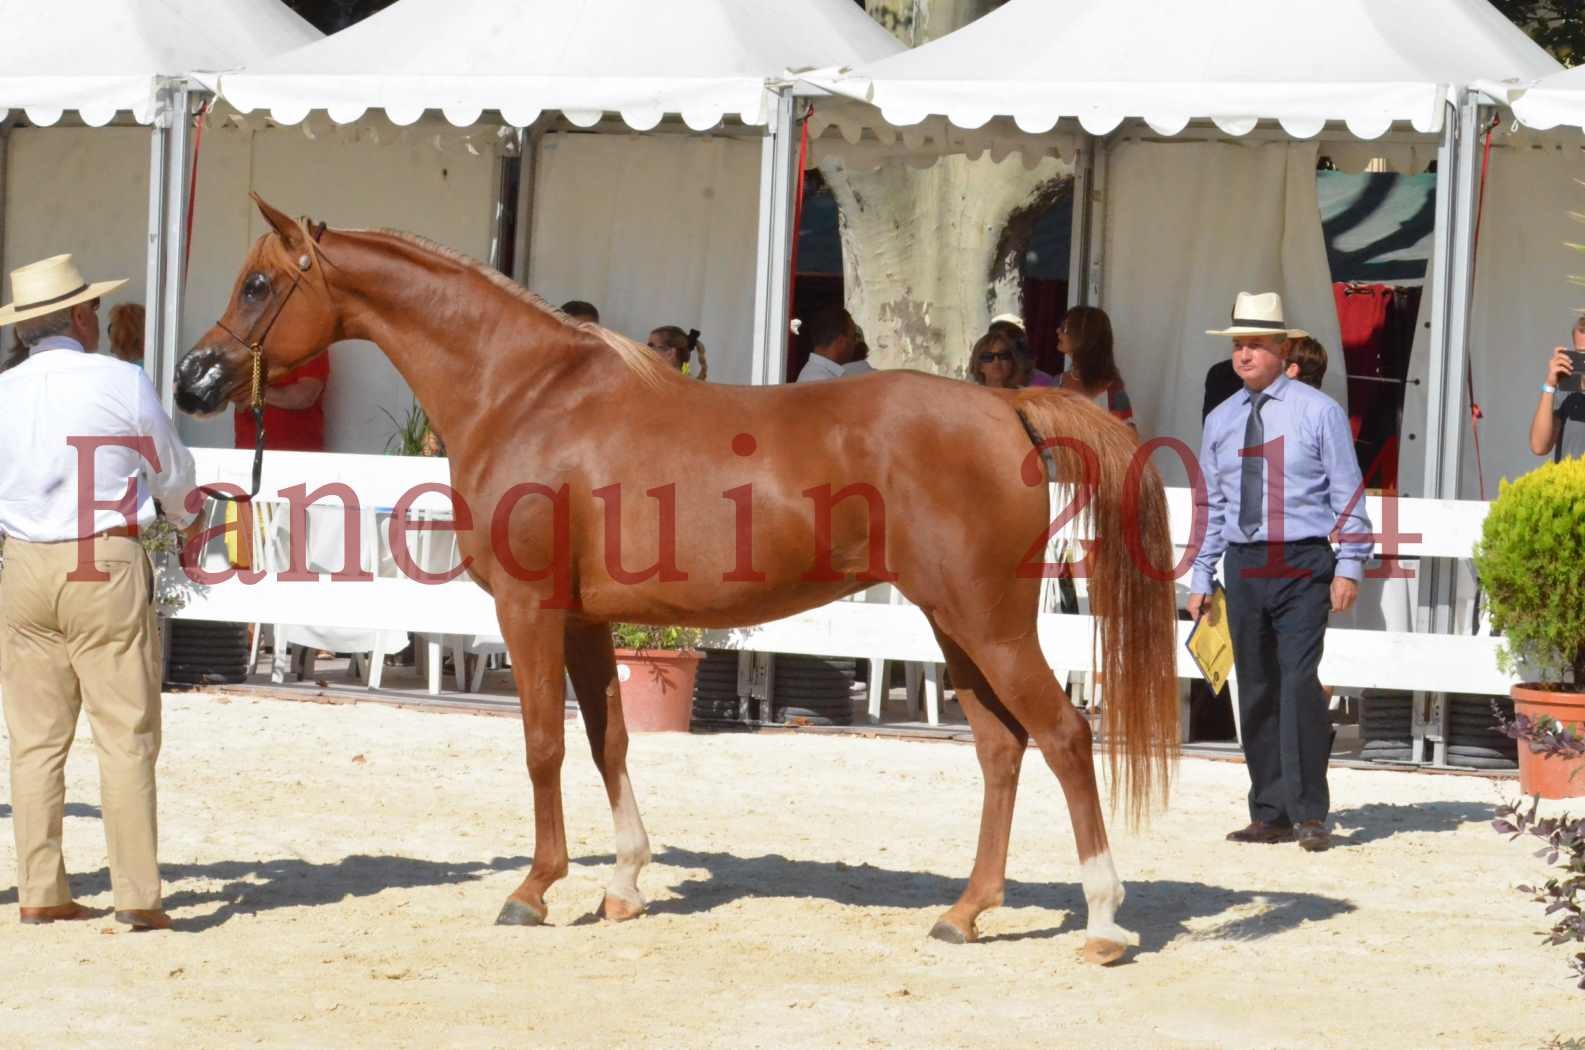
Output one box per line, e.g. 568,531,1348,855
251,192,306,251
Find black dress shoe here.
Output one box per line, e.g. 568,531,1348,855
1226,820,1295,844
1296,821,1332,852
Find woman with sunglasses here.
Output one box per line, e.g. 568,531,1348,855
1056,305,1135,429
967,329,1029,388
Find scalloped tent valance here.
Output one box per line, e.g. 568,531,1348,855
800,0,1558,141
807,104,1445,175
0,0,318,126
1478,67,1585,132
201,0,903,132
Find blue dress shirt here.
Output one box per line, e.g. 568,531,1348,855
1191,374,1373,594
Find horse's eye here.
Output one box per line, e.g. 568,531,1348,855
243,273,270,302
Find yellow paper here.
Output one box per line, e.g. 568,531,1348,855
1185,585,1234,694
223,501,252,570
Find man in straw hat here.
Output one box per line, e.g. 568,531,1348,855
1188,292,1372,853
0,254,200,929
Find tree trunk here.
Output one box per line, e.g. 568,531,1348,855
822,0,1072,376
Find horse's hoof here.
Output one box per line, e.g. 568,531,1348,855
495,898,546,927
1080,938,1129,966
928,919,975,945
597,894,646,923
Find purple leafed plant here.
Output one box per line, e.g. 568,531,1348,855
1493,702,1585,990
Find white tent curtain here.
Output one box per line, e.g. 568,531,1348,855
528,132,762,386
1457,138,1585,498
1100,138,1344,485
3,119,498,452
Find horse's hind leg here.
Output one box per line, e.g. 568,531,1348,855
942,623,1134,965
565,620,651,922
925,619,1029,945
495,604,572,927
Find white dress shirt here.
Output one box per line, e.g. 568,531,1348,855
796,352,847,383
0,336,198,541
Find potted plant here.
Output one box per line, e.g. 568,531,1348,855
1473,457,1585,798
381,397,442,457
611,624,705,732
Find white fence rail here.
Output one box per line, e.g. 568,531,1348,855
173,449,1510,697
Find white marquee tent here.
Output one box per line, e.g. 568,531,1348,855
804,0,1560,507
194,0,902,398
0,0,319,421
0,0,314,127
1447,68,1585,503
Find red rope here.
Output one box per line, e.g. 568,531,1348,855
1464,116,1500,501
783,104,812,383
182,99,212,282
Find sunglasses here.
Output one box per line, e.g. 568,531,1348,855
980,351,1015,364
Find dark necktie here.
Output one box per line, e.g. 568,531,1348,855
1239,392,1269,539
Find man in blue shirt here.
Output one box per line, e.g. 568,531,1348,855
1189,293,1373,853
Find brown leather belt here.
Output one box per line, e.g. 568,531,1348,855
83,525,140,542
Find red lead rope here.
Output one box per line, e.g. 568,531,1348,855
182,99,212,280
1464,116,1500,501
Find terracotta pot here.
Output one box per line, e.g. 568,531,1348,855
614,649,703,732
1511,684,1585,800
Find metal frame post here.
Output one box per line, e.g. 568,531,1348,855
511,125,540,286
144,79,173,398
1084,135,1108,308
749,88,799,387
0,120,11,275
155,80,195,417
1413,93,1483,766
1065,133,1094,309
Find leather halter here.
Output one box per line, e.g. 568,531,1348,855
201,220,327,504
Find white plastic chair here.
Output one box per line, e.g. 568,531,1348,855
859,584,942,726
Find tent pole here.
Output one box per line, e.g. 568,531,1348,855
1419,111,1454,508
157,81,195,419
1066,133,1093,308
0,121,10,277
1414,92,1482,767
1439,94,1483,505
750,87,798,387
145,79,173,404
512,124,540,286
1084,135,1108,307
1422,95,1480,507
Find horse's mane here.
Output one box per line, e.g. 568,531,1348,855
359,226,679,391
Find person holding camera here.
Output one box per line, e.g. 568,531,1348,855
1529,318,1585,463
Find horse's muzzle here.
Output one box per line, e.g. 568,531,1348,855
174,346,239,417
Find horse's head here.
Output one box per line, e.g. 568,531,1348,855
175,194,339,417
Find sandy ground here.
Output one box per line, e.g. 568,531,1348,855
0,692,1577,1050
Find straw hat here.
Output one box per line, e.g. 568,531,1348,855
1206,291,1308,339
0,254,126,328
989,313,1025,330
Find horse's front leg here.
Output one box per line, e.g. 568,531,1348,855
565,619,651,921
495,603,571,926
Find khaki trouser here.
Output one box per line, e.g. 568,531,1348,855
0,535,162,910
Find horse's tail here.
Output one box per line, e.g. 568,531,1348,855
1010,388,1179,826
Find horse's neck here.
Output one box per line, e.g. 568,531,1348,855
325,230,579,457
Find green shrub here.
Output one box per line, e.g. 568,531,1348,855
1473,457,1585,686
610,623,704,652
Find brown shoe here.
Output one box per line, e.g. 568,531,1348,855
1226,820,1295,844
20,902,94,925
114,909,173,931
1296,821,1332,852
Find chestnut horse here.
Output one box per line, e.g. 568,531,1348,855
176,196,1179,965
